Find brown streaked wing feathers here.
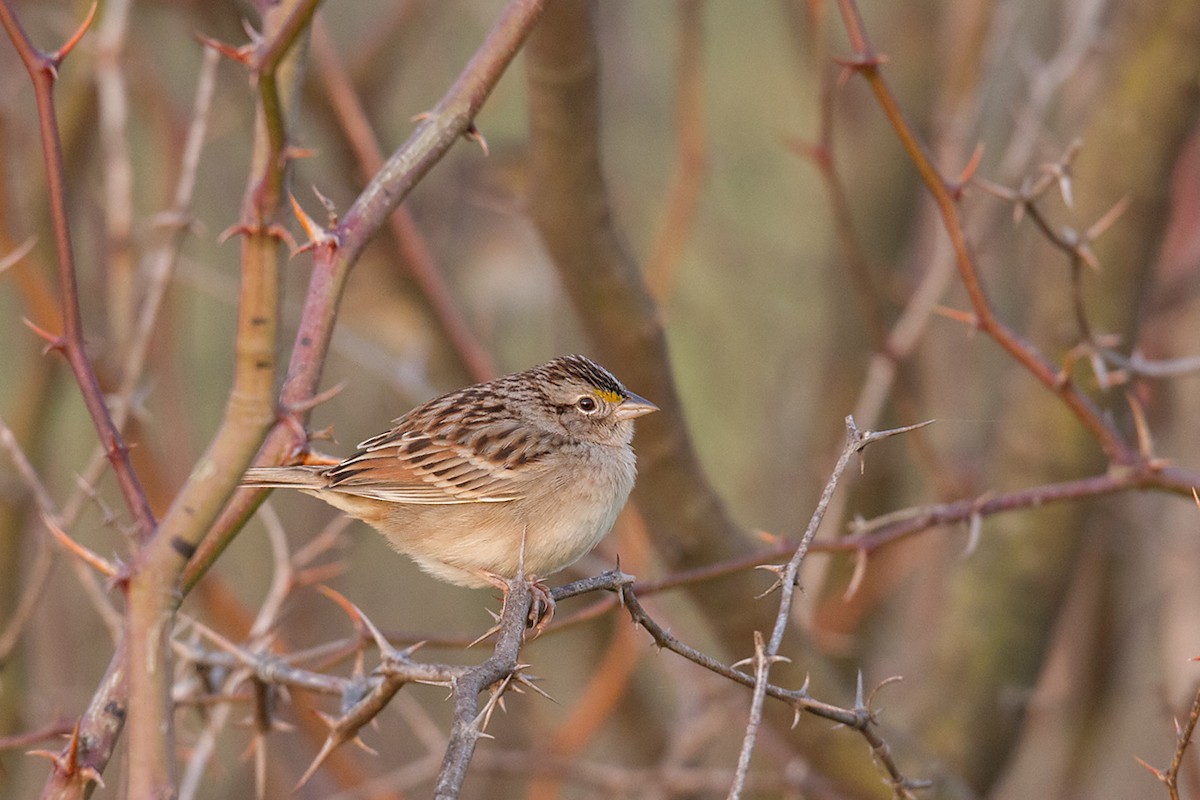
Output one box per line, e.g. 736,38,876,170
323,429,523,505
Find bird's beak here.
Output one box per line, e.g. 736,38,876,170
615,392,659,420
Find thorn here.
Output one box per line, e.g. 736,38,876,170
315,583,358,621
267,223,297,252
311,185,339,225
289,193,339,256
1057,171,1074,209
218,223,254,243
1123,393,1152,455
842,547,869,601
856,419,935,450
283,382,346,420
351,735,378,757
753,529,784,545
468,621,502,649
42,513,119,578
835,64,856,89
1134,756,1165,781
193,33,252,64
1089,350,1114,389
855,670,865,709
463,122,489,156
961,510,983,559
241,17,265,47
1076,242,1102,272
307,425,337,444
78,766,105,789
283,145,318,162
50,1,99,65
973,176,1018,202
22,318,66,353
731,654,755,670
514,673,556,702
26,749,63,766
1063,137,1084,163
948,143,985,199
753,563,787,599
318,587,404,662
0,237,36,276
1087,195,1131,242
932,304,979,330
293,737,337,791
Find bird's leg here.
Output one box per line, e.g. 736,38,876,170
473,570,554,642
527,579,555,637
470,528,556,643
515,525,554,636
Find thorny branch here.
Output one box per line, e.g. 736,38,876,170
1137,683,1200,800
598,569,928,797
977,144,1200,386
728,418,932,800
0,0,157,541
833,0,1137,466
161,564,924,797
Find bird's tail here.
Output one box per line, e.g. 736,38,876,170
241,466,326,489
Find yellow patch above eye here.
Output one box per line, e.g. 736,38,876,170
594,388,623,404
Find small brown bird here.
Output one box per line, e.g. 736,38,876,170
243,356,657,591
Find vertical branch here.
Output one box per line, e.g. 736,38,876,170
643,0,708,302
0,0,156,542
94,0,135,352
433,577,532,799
728,418,919,799
123,2,319,796
526,0,760,630
30,46,220,800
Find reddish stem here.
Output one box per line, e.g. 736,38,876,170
0,1,156,541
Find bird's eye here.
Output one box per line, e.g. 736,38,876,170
576,396,598,413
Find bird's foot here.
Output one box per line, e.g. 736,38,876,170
473,571,555,643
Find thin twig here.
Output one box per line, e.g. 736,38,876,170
94,0,136,351
728,417,927,799
1137,683,1200,800
123,2,318,793
644,0,708,302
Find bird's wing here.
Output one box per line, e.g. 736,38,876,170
322,429,528,505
